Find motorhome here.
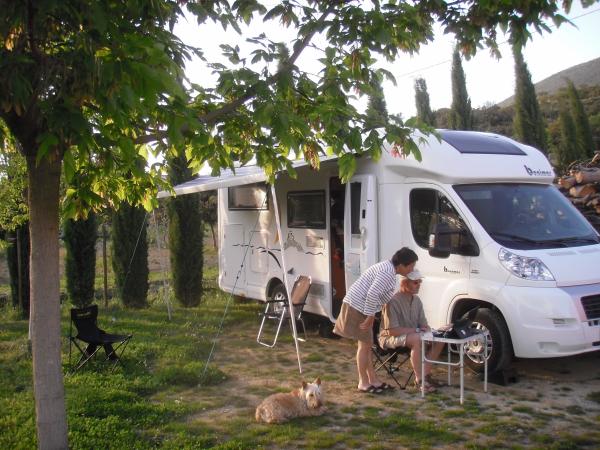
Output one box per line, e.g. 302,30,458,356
162,130,600,372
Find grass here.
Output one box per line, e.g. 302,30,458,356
587,391,600,404
2,241,600,449
0,283,241,449
0,285,485,450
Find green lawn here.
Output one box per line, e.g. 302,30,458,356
2,246,600,448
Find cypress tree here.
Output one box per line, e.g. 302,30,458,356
364,76,388,130
64,213,97,308
512,45,546,152
450,47,472,130
167,153,204,307
6,223,30,317
566,79,595,159
553,105,578,172
414,77,435,126
111,203,149,308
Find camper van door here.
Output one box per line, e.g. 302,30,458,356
344,174,378,288
406,185,473,326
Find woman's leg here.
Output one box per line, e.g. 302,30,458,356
364,340,384,387
356,339,373,389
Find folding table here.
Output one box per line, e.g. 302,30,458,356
420,331,488,404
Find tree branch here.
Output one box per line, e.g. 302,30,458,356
195,2,338,125
135,3,338,146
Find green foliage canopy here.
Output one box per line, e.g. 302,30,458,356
0,1,579,211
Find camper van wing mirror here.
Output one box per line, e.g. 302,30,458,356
428,223,479,258
428,223,452,258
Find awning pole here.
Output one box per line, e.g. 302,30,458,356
270,183,302,374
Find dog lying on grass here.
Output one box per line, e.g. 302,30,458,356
255,378,325,424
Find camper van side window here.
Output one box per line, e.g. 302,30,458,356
410,188,472,254
228,183,269,210
287,190,326,229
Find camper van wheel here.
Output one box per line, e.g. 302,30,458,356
270,283,288,314
465,308,513,374
271,284,287,303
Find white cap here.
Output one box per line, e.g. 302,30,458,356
405,270,423,281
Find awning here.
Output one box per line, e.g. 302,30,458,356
157,156,338,199
157,165,267,198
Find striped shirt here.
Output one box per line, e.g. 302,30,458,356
343,260,398,316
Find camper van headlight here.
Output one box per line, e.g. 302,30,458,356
498,248,555,281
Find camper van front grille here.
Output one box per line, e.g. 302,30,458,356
581,294,600,320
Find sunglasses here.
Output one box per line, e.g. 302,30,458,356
410,279,422,284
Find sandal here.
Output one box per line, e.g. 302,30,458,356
357,385,384,395
424,375,444,388
415,380,437,393
373,382,395,391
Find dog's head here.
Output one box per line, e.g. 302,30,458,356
301,377,323,409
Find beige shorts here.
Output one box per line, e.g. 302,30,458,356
333,303,373,343
379,334,408,349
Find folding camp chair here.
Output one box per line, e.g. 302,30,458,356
372,313,414,389
68,304,132,371
257,275,312,348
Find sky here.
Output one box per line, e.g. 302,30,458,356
175,2,600,120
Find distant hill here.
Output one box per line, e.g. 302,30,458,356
498,56,600,107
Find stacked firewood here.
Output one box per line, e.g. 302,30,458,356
556,152,600,232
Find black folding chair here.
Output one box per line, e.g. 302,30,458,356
372,313,414,389
257,275,312,347
68,304,132,371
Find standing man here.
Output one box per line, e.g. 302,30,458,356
333,247,418,394
379,271,445,393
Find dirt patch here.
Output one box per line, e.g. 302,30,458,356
189,320,600,448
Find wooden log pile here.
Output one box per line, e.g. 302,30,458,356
556,152,600,233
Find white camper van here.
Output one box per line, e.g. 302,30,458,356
164,130,600,372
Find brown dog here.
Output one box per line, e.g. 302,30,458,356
255,378,325,424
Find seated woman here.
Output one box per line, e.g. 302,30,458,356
378,270,445,393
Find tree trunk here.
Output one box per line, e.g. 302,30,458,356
27,155,68,450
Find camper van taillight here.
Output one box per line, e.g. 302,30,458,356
498,248,555,281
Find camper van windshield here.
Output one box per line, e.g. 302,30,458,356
454,184,600,250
